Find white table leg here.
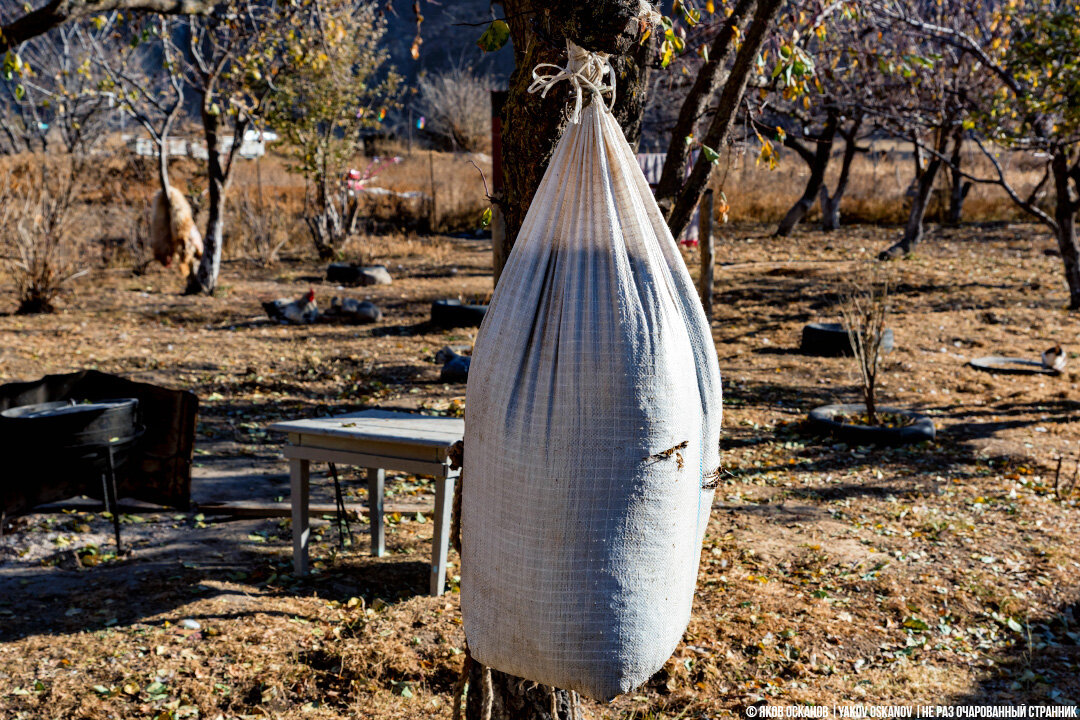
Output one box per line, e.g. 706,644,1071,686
367,467,385,557
290,458,310,576
430,473,455,596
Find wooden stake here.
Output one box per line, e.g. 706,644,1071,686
429,150,438,232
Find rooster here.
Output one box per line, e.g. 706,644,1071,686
150,186,203,278
263,288,319,325
1042,344,1067,372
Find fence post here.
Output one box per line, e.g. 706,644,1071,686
698,189,715,319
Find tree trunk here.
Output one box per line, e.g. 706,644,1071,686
879,132,946,260
187,109,226,295
465,665,570,720
776,111,838,236
478,1,651,712
472,3,783,715
307,173,344,260
699,189,715,318
653,0,756,214
946,130,971,225
1052,150,1080,310
820,114,863,232
494,0,653,282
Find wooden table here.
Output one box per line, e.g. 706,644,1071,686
269,409,463,596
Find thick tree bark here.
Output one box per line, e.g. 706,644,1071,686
1051,150,1080,310
776,110,838,236
494,0,653,284
0,0,215,53
820,114,863,232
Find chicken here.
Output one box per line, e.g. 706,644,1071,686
150,187,203,278
435,345,471,383
329,296,382,324
263,288,319,325
1042,344,1067,372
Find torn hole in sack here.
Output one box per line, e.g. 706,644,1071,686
644,440,689,470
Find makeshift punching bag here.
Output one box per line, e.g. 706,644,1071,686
461,40,723,702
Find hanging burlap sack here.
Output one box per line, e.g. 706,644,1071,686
461,40,723,702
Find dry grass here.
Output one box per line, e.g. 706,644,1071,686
1,222,1078,718
716,140,1048,226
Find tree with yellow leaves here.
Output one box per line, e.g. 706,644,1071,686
266,0,401,260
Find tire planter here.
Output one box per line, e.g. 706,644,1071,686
807,403,935,446
801,322,894,357
431,299,487,329
969,356,1059,376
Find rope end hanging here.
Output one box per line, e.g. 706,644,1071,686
527,39,615,124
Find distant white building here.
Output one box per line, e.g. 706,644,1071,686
127,129,279,160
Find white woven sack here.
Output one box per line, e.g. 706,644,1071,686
461,41,722,702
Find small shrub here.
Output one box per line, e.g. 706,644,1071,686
838,264,891,425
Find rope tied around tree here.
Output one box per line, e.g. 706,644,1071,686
528,40,616,124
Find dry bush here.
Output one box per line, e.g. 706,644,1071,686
92,196,156,274
0,163,88,313
122,198,155,275
372,151,491,233
234,188,290,266
417,67,492,153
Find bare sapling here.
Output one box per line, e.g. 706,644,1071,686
0,163,87,314
1054,455,1079,501
838,265,891,426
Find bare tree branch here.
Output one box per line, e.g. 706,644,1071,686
867,0,1022,96
0,0,216,52
969,135,1059,232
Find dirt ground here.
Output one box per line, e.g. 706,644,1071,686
1,220,1078,719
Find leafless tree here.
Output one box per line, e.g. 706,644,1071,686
89,13,186,216
0,5,118,157
418,66,492,153
0,0,215,53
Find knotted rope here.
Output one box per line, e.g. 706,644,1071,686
528,40,616,124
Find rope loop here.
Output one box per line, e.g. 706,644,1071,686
528,39,615,123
